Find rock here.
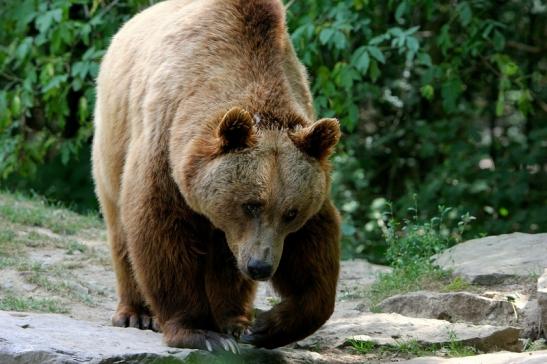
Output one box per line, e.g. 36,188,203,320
254,259,391,313
377,291,545,339
403,350,547,363
0,311,362,364
336,259,392,297
434,233,547,285
297,312,521,353
539,269,547,338
518,298,543,339
377,291,518,326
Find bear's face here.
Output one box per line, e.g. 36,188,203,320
182,107,340,281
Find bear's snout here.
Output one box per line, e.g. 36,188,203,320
246,258,273,281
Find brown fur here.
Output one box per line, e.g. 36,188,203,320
92,0,340,350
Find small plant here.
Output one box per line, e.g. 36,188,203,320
442,276,471,292
347,339,376,354
366,200,474,305
384,197,474,268
66,240,87,255
445,331,477,357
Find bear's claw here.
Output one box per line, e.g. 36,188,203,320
203,334,239,354
165,327,240,354
112,309,160,331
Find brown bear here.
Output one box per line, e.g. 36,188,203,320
92,0,341,352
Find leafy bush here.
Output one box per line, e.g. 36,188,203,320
286,1,547,260
0,0,157,209
384,199,475,267
1,0,546,259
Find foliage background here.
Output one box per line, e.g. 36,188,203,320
1,0,546,262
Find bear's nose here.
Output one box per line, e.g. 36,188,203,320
247,258,273,281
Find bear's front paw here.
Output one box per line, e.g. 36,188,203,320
239,311,279,348
164,326,240,354
219,315,251,339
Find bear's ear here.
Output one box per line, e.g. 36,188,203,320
289,118,340,160
216,107,256,153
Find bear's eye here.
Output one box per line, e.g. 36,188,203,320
283,209,298,223
242,202,262,217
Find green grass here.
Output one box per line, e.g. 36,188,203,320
0,191,102,235
0,294,68,313
348,334,478,358
25,271,95,305
442,276,471,292
367,261,450,307
0,228,19,255
66,240,88,255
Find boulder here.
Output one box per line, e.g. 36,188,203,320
434,233,547,285
377,291,517,326
296,312,521,353
539,269,547,338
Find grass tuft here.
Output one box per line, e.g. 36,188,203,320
0,295,69,313
348,333,478,358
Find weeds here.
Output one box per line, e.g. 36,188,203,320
0,294,68,313
348,332,477,358
366,200,475,306
0,192,102,235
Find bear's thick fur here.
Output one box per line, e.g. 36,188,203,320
92,0,341,350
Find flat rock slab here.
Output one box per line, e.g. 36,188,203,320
404,350,547,363
434,233,547,285
377,291,517,326
297,312,521,353
0,311,360,364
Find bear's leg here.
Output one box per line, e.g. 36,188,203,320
241,201,340,348
96,184,155,330
121,158,239,352
205,233,256,338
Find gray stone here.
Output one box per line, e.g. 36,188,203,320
403,350,547,363
0,311,360,364
377,291,517,325
296,312,521,353
434,233,547,285
378,291,545,339
538,268,547,338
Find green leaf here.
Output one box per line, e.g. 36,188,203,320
406,37,420,54
420,85,434,101
395,2,407,24
351,47,370,74
457,2,472,27
441,79,462,112
319,28,334,45
367,46,385,64
333,30,347,50
417,53,432,67
15,37,33,62
493,30,505,50
370,60,380,82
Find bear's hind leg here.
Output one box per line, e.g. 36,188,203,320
98,189,156,331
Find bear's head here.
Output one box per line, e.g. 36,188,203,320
178,107,340,281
